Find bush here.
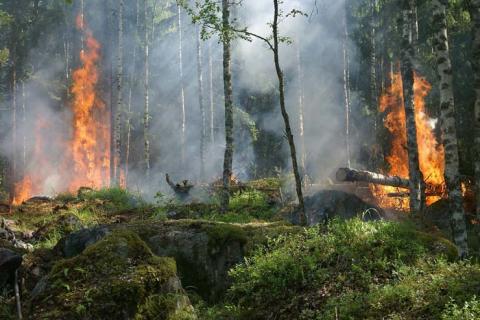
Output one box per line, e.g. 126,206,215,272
227,219,476,319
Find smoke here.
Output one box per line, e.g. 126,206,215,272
0,0,362,200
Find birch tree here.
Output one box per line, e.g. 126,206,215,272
178,4,186,167
400,0,425,214
196,24,206,180
114,0,124,185
432,0,468,257
143,0,150,178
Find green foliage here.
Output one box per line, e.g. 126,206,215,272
226,219,472,319
441,296,480,320
79,187,146,212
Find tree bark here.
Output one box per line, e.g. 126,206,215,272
113,0,124,185
400,0,425,214
370,0,378,129
208,40,215,145
178,5,186,168
343,5,352,168
220,0,234,213
143,0,150,178
196,25,206,181
432,0,468,257
272,0,306,225
296,41,307,181
336,167,410,188
125,0,140,185
470,0,480,228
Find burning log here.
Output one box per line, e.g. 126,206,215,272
336,168,410,189
387,192,443,197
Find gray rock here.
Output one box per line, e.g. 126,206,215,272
0,248,22,290
290,190,383,226
55,226,110,258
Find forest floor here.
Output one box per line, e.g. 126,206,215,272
0,182,480,319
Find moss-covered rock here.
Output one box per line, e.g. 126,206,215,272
29,230,195,320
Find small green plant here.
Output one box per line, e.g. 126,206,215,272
442,296,480,320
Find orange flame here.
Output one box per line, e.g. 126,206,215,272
372,71,445,210
67,17,110,192
11,14,110,205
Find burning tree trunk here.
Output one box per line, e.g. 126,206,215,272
400,0,425,213
470,0,480,223
113,0,124,185
178,5,186,168
432,0,468,256
220,0,234,213
143,0,150,178
336,168,410,188
196,25,206,181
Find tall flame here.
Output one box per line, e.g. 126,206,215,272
11,14,110,205
371,71,446,210
68,15,110,192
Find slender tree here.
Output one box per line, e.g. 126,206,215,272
296,41,307,182
196,24,206,180
143,0,150,177
400,0,425,213
178,4,186,167
208,40,215,145
125,0,140,185
343,4,351,168
432,0,468,257
470,0,480,224
114,0,124,185
220,0,234,212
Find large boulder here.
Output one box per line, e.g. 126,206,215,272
56,220,300,302
0,248,22,290
289,190,383,225
30,230,196,320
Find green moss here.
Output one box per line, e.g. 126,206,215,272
30,230,185,319
136,293,196,320
202,223,248,251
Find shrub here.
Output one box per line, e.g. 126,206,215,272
227,219,475,320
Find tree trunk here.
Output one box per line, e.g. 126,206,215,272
296,41,307,182
220,0,234,213
272,0,306,225
432,0,468,257
470,0,480,228
208,40,215,145
143,0,150,177
370,0,378,133
336,167,410,188
343,6,352,168
21,80,26,174
196,25,206,181
125,0,140,185
178,5,186,168
400,0,425,214
113,0,124,185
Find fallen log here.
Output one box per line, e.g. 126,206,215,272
336,168,409,189
387,192,443,197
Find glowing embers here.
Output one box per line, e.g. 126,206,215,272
371,72,446,210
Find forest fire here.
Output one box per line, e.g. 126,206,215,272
68,14,110,192
11,15,110,204
371,72,446,210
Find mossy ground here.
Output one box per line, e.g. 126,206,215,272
1,183,480,319
30,230,193,319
